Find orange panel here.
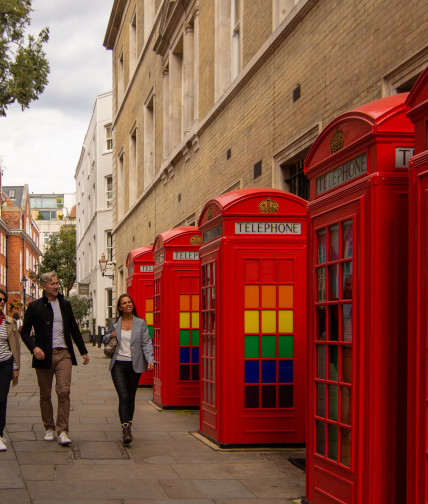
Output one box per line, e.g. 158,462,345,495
180,294,190,311
146,298,154,311
245,285,259,308
279,285,293,308
191,295,199,311
261,285,276,308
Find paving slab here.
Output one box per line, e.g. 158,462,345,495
1,345,306,504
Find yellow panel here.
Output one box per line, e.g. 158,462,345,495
244,310,259,333
261,310,277,333
191,312,199,329
261,285,276,308
279,285,293,308
145,312,153,326
191,295,199,311
145,298,153,311
180,295,190,311
180,312,190,329
245,285,259,308
278,310,293,333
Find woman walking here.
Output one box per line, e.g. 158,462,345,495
0,290,20,451
104,294,154,444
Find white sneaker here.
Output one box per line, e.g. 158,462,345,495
0,437,7,451
58,432,71,445
44,429,55,441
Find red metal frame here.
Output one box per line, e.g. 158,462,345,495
198,188,308,446
304,94,414,504
152,226,202,408
406,66,428,504
126,246,154,386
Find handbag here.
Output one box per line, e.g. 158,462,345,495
104,336,117,358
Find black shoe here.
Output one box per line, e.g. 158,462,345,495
121,423,132,444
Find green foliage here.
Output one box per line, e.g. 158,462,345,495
39,224,76,296
67,295,90,327
0,0,50,116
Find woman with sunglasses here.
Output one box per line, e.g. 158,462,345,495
103,293,153,444
0,289,20,451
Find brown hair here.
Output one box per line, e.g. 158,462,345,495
115,294,138,322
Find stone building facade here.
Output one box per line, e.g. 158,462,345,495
104,0,428,296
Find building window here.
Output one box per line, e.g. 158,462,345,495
106,231,113,262
382,47,428,96
105,124,112,151
129,10,137,76
144,92,155,188
118,150,124,219
170,38,183,149
282,158,310,201
43,233,50,246
8,189,15,198
106,288,113,320
129,126,137,204
231,0,241,81
38,210,57,220
117,49,124,103
106,176,113,208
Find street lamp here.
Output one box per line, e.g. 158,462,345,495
99,253,114,279
21,275,28,313
31,282,36,299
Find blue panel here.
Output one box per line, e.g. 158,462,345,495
262,360,276,383
180,347,190,363
279,360,293,383
245,361,259,384
192,347,199,363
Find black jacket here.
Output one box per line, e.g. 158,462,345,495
21,293,88,369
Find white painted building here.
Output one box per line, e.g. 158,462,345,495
75,91,113,328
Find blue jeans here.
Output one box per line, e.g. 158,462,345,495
0,357,13,438
111,360,141,424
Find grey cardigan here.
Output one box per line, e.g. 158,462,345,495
103,316,153,373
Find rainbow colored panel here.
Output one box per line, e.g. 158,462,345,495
179,294,200,381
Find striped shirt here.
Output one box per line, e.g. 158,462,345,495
0,319,17,369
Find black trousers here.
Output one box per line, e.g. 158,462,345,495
111,360,141,424
0,357,13,438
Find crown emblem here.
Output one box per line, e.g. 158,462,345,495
190,235,202,245
329,129,345,154
259,197,279,213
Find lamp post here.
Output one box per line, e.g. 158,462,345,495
31,282,36,299
21,275,28,313
99,253,114,279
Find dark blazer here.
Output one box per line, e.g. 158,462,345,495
103,315,153,373
21,293,88,369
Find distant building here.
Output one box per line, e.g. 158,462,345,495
75,91,113,328
29,193,76,254
2,185,41,315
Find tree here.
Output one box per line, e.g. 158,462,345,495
67,295,90,328
0,0,50,117
39,224,76,297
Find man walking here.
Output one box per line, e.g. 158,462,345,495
21,271,89,445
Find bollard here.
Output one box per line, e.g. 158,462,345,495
92,325,97,346
97,326,103,348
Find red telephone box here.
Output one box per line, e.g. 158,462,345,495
197,188,308,446
304,94,413,504
126,246,154,386
405,66,428,504
152,226,202,408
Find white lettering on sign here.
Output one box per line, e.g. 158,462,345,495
316,153,367,195
234,222,301,235
395,147,414,168
173,251,200,260
140,265,154,272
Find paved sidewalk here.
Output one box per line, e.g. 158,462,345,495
1,344,306,503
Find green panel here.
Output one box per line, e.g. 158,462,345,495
245,335,259,358
191,329,199,345
261,335,276,358
278,335,293,357
148,326,153,338
180,330,190,345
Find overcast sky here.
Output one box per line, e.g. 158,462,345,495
0,0,114,195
